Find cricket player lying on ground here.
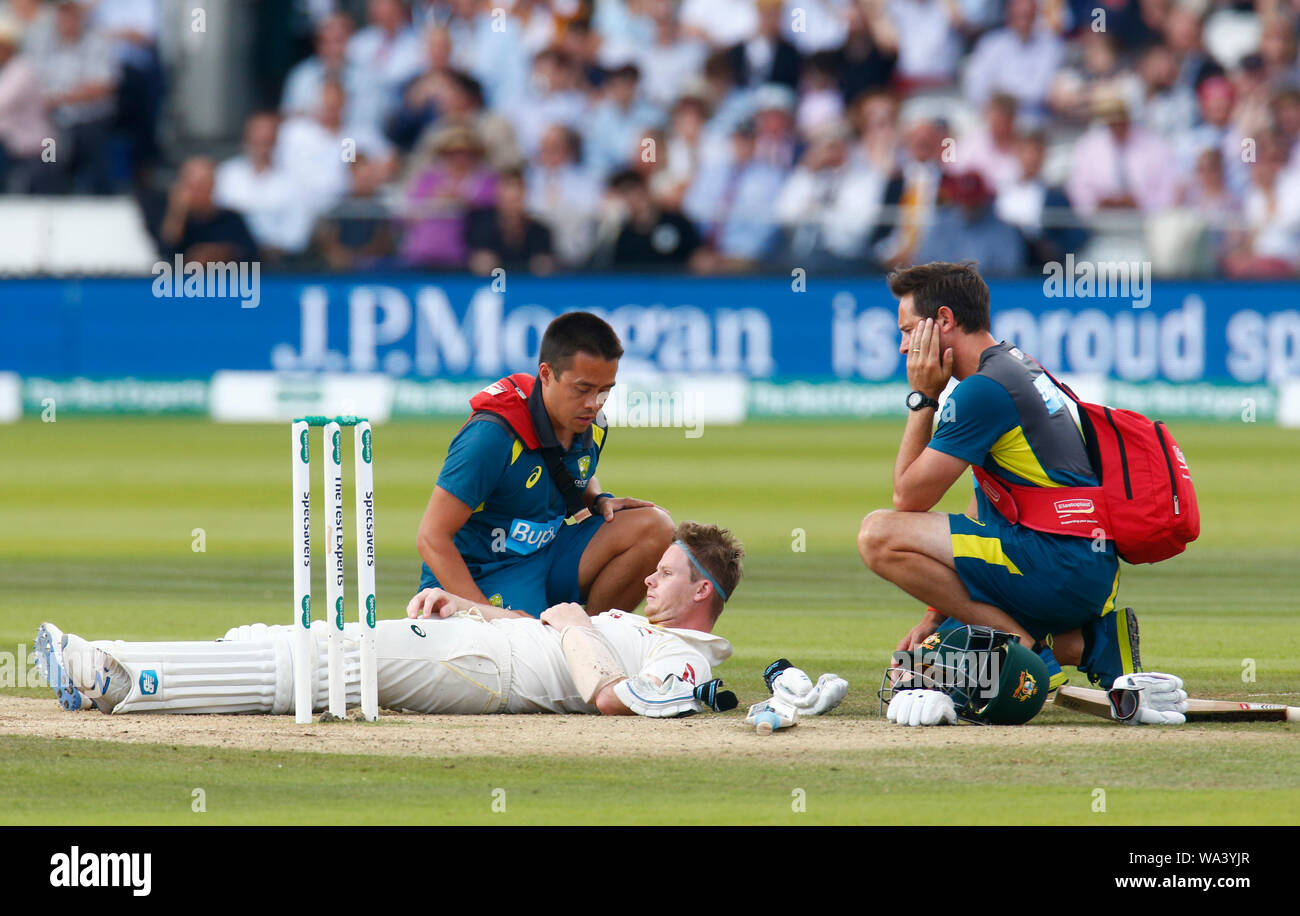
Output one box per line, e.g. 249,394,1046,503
35,523,751,718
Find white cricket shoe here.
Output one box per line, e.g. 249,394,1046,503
34,623,93,711
62,634,132,715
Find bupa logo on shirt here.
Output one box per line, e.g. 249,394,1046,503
506,516,565,554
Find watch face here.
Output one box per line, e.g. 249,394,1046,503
907,391,922,409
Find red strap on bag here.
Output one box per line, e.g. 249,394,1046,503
466,373,542,448
971,366,1200,565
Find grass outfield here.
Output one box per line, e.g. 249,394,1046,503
2,416,1298,825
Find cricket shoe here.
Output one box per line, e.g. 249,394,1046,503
1078,606,1142,689
62,635,133,715
34,623,92,711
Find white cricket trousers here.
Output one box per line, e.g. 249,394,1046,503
99,618,512,715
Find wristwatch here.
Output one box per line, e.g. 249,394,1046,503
907,390,940,412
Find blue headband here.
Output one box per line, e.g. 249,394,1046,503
674,539,728,602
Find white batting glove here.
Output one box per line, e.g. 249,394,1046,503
770,667,850,716
1108,673,1189,725
887,689,957,726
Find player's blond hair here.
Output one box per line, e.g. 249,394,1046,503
675,521,744,619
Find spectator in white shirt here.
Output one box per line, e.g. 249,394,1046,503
1128,43,1196,141
526,124,602,267
774,120,887,264
38,0,119,193
680,0,759,48
1223,131,1300,277
1174,75,1245,196
346,0,425,136
957,93,1022,192
591,0,656,69
636,1,708,111
698,50,754,141
584,63,664,181
0,15,50,191
510,47,588,158
216,112,315,257
751,82,800,170
797,52,846,140
282,12,357,118
659,93,712,210
963,0,1063,116
685,117,788,265
0,0,53,55
275,79,392,222
783,0,852,55
885,0,964,89
445,0,531,110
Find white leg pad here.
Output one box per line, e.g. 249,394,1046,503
96,638,285,714
98,621,360,715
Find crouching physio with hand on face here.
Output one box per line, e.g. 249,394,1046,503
36,523,745,719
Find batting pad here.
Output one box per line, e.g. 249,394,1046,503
97,621,361,715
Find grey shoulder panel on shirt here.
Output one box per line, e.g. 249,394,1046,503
976,344,1095,478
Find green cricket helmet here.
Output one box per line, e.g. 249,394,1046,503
877,625,1048,725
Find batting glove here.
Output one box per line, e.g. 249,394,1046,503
764,660,850,716
1108,672,1188,725
693,678,738,712
886,689,957,726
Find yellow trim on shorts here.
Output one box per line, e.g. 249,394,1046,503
510,439,524,465
1116,607,1135,675
951,533,1023,576
989,426,1061,489
1100,567,1121,617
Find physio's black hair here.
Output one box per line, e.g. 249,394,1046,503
539,312,624,375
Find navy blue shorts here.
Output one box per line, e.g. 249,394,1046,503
419,514,605,617
948,510,1120,641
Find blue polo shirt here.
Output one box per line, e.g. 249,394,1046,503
926,342,1120,639
424,378,607,579
929,342,1099,495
